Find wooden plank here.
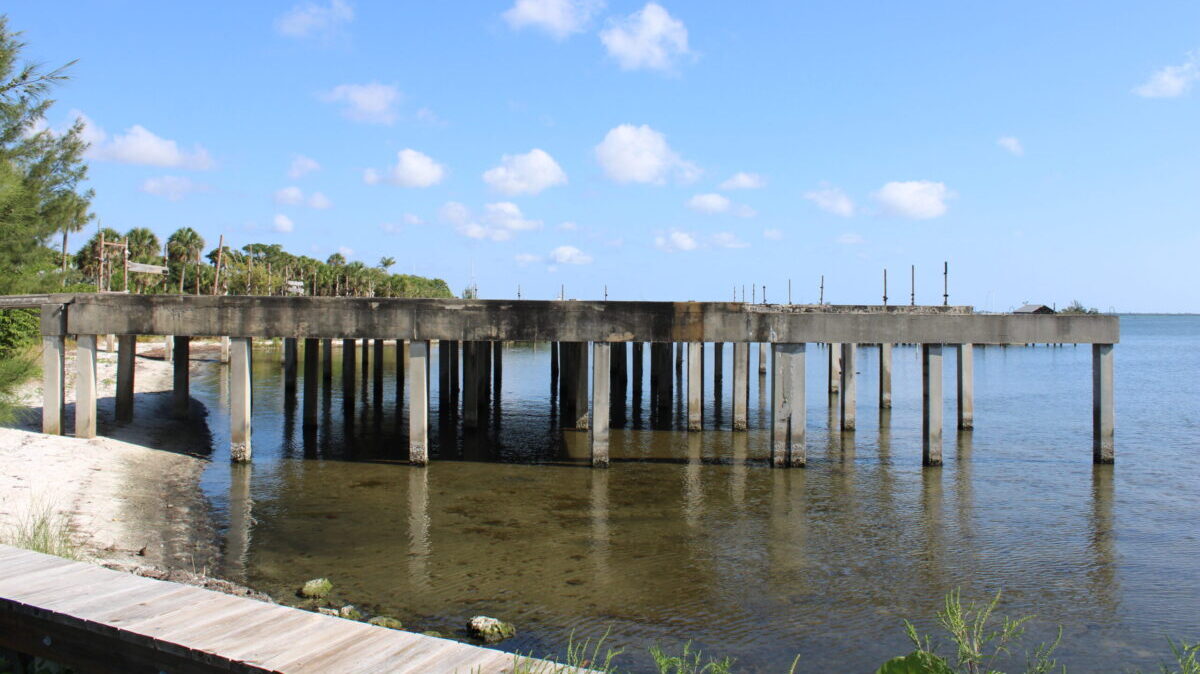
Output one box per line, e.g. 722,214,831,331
0,550,80,583
136,600,268,644
267,624,429,672
18,571,154,613
392,639,510,674
215,611,348,666
0,564,107,601
50,582,197,623
114,590,244,636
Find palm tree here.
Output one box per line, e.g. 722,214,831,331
125,227,161,293
378,256,395,272
166,227,204,294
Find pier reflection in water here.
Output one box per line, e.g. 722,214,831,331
198,317,1199,673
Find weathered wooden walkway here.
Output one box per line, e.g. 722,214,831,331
0,544,549,673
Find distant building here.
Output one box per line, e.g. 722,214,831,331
1014,304,1055,314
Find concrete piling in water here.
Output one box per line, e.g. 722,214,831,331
75,335,97,439
447,340,458,403
163,335,173,363
609,342,626,422
922,344,943,466
758,343,767,376
687,342,703,431
41,311,65,435
116,335,136,423
360,338,370,384
321,338,333,386
957,343,974,430
573,342,589,430
631,342,644,413
220,335,230,364
341,338,356,393
464,342,480,429
492,342,503,400
840,342,856,431
550,341,559,389
438,341,451,411
283,338,297,393
1093,343,1114,463
230,337,252,463
733,342,749,431
827,343,841,394
373,339,385,399
173,336,190,420
303,338,319,428
408,340,430,466
770,343,806,467
879,343,893,409
591,342,611,467
713,342,724,399
396,340,407,401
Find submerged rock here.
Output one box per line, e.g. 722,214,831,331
339,605,363,621
466,616,516,643
317,607,339,617
422,630,444,638
368,616,404,630
299,577,333,598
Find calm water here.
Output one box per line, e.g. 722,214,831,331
190,315,1199,672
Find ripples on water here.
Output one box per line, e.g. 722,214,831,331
192,315,1200,672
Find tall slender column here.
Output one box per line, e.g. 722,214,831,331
41,333,65,435
116,335,136,422
675,342,683,376
609,342,626,419
957,344,974,430
922,344,943,466
574,342,590,429
733,342,749,430
660,344,673,419
283,338,297,393
631,342,644,410
550,342,560,388
173,336,190,419
464,342,480,428
591,342,611,467
758,343,767,375
396,340,407,399
75,335,97,439
408,340,430,466
713,342,724,396
480,341,492,413
492,341,503,399
879,343,893,409
770,343,806,467
840,343,856,431
360,338,370,382
220,336,230,364
1092,344,1114,464
163,335,173,363
447,340,458,401
321,338,333,386
373,339,385,398
341,338,356,392
303,338,319,428
438,341,451,410
827,343,841,393
687,342,703,431
230,337,253,463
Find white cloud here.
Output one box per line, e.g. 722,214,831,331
403,213,423,225
549,245,593,264
711,232,748,249
503,0,603,40
836,233,865,245
687,193,730,213
483,148,567,195
276,0,353,39
83,118,213,170
559,221,578,230
719,172,765,190
485,202,542,231
595,123,698,184
803,183,855,217
274,186,305,205
1133,51,1200,98
140,176,207,201
288,154,320,178
873,180,954,220
338,246,354,258
320,83,401,124
514,253,543,265
654,229,698,252
997,136,1024,156
763,228,784,241
308,192,332,209
733,204,757,218
367,149,445,188
439,201,471,226
273,214,295,233
600,2,691,72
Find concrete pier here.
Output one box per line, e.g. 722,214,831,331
631,342,644,411
591,342,611,467
733,342,749,431
758,343,767,375
360,338,369,383
447,340,457,402
75,335,97,439
828,343,841,394
41,330,64,435
573,342,589,430
609,342,627,421
116,335,136,423
840,342,856,431
770,343,805,467
172,336,190,419
373,339,384,398
687,342,703,430
879,343,893,409
1093,343,1114,463
162,335,172,363
341,338,355,393
396,339,407,399
957,343,974,430
464,341,481,428
492,341,503,399
438,341,451,410
303,338,318,428
408,340,429,465
219,335,230,364
321,338,333,386
282,337,297,392
922,344,943,466
229,337,252,462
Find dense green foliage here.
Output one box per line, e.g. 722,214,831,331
1059,300,1100,315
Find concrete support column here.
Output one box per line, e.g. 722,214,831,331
770,343,806,467
438,341,451,409
116,335,136,423
360,338,370,382
396,340,407,399
373,339,385,396
609,342,626,418
840,342,856,431
321,338,333,386
408,340,430,466
303,338,319,428
550,341,560,388
574,342,589,430
230,337,252,463
163,335,173,363
631,342,644,407
591,342,611,468
713,342,724,394
220,336,230,364
879,343,893,409
956,344,974,430
922,344,943,466
173,336,190,420
733,342,749,431
41,334,65,435
1093,343,1114,464
827,343,841,394
758,343,767,376
675,342,683,376
687,342,703,431
283,338,297,392
105,334,115,353
447,340,458,401
464,342,480,428
341,338,356,392
492,341,503,398
75,335,98,439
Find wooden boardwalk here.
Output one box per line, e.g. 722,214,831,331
0,544,558,673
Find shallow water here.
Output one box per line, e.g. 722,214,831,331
191,315,1200,672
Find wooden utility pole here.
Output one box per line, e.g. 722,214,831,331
819,275,824,305
910,265,916,306
122,236,129,292
98,230,105,292
211,234,225,296
883,268,888,307
943,261,949,306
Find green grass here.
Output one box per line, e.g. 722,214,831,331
1,500,80,560
0,349,36,425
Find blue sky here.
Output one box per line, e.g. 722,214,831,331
8,1,1200,311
